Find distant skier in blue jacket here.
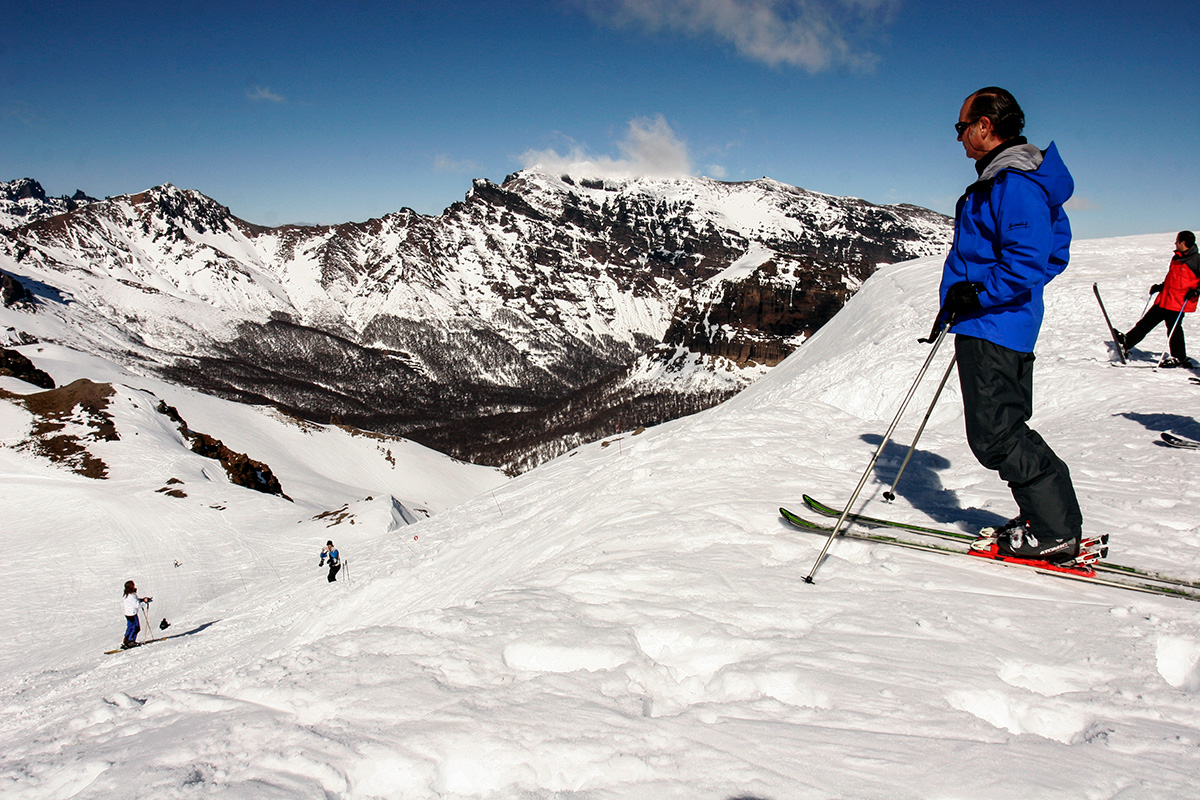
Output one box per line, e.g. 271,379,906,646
320,541,340,582
938,87,1083,564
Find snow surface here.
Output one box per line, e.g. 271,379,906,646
4,233,1200,799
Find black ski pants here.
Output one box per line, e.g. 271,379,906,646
1123,304,1187,359
327,561,341,582
955,335,1082,542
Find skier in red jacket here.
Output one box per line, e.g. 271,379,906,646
1118,231,1200,368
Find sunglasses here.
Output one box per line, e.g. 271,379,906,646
954,119,976,136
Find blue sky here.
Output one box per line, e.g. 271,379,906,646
3,0,1197,239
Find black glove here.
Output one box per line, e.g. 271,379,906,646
1151,283,1164,295
919,282,979,344
943,282,983,315
319,559,325,567
1187,288,1200,301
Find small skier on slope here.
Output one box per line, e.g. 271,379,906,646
320,540,341,582
121,580,152,649
1116,231,1200,368
937,86,1085,565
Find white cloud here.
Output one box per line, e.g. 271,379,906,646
247,86,285,104
1065,196,1100,211
434,154,480,173
3,102,37,125
576,0,895,72
521,115,697,180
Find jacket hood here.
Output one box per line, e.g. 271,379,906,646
979,141,1074,208
1177,244,1200,277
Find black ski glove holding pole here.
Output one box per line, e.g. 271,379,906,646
943,281,983,315
1151,283,1164,295
1187,287,1200,301
919,282,981,344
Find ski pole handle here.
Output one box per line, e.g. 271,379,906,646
918,309,956,344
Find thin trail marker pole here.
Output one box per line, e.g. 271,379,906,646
883,353,957,502
804,323,952,584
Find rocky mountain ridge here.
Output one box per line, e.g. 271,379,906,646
0,178,97,230
0,173,951,471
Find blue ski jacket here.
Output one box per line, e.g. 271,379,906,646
939,140,1074,353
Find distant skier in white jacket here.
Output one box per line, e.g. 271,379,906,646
121,580,152,649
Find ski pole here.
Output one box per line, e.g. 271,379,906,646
804,320,953,584
1140,289,1157,320
141,605,156,643
1155,306,1188,370
883,352,957,502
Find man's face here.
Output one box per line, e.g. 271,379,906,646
957,97,988,161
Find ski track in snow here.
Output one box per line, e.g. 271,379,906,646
4,233,1200,798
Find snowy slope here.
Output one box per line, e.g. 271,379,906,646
4,233,1200,799
0,352,506,676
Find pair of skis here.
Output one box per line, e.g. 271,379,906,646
780,496,1200,601
782,285,1199,600
104,630,194,655
1093,283,1128,365
1161,432,1200,450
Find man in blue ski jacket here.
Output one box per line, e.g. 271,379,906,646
938,86,1083,564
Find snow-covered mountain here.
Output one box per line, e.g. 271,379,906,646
0,178,97,230
0,173,950,470
4,232,1200,799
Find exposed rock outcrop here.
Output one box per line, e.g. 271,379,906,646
155,400,290,499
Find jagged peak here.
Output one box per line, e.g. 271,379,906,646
2,178,48,202
0,178,99,231
115,183,247,234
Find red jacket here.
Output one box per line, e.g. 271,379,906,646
1156,245,1200,313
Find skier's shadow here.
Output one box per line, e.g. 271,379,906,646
148,620,220,644
1117,412,1200,443
1125,351,1158,364
859,434,1008,529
